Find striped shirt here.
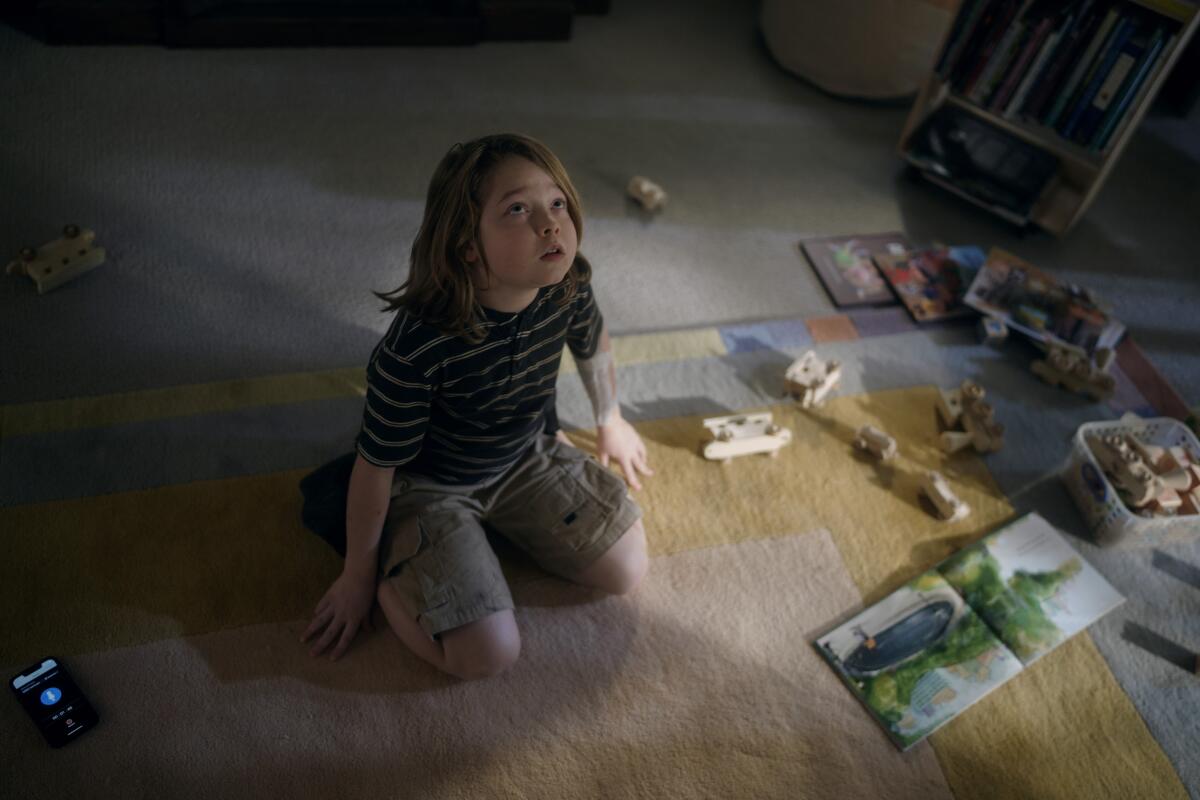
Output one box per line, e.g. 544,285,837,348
356,283,604,484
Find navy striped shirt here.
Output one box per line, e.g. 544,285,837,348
356,283,604,484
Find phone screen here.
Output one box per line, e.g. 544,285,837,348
10,658,99,747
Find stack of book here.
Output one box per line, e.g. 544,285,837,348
936,0,1188,154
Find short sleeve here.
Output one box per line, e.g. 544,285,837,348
355,337,434,468
565,283,605,360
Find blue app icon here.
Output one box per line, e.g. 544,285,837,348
40,687,62,706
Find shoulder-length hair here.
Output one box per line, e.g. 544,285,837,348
375,133,592,342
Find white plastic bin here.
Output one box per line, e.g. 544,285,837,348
1063,416,1200,548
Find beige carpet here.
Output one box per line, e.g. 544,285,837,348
2,530,954,799
1,387,1187,798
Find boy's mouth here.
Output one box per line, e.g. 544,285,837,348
540,244,565,261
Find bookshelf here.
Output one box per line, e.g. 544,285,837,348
899,0,1200,235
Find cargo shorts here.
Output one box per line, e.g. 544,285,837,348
378,434,643,637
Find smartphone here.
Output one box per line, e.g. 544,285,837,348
10,657,99,748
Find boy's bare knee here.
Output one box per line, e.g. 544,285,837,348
579,519,648,596
441,610,521,681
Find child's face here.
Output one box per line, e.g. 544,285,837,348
467,156,578,310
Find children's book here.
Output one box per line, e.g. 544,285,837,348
873,245,985,323
815,512,1124,751
799,233,910,308
962,247,1125,354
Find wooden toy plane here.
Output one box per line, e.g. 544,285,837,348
6,224,105,294
701,412,792,463
784,350,842,409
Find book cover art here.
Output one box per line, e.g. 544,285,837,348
873,245,985,322
816,571,1025,750
938,513,1124,665
800,233,909,308
962,248,1125,353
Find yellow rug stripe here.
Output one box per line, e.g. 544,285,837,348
1,367,366,438
559,328,726,375
2,328,726,437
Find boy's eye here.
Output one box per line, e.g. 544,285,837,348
551,198,566,209
507,203,527,215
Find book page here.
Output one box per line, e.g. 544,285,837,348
938,513,1125,666
815,570,1024,751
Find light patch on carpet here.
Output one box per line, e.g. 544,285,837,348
559,327,727,375
0,530,954,800
0,367,366,438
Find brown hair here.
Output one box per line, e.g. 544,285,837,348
375,133,592,342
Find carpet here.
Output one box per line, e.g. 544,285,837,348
2,315,1196,798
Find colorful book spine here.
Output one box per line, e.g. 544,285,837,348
969,6,1032,105
962,0,1024,96
1094,29,1171,151
1073,27,1148,143
950,0,1007,90
937,0,987,78
1021,0,1100,122
992,14,1057,112
1061,16,1137,139
1005,19,1067,119
1045,7,1122,129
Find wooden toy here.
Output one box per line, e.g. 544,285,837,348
701,412,792,464
919,471,970,522
937,379,1004,454
977,316,1008,345
1088,434,1167,510
784,350,842,409
6,224,105,294
626,176,668,212
1031,343,1116,401
854,424,897,461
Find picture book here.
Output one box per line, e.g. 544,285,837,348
962,247,1126,354
815,512,1124,751
873,245,985,322
799,233,910,308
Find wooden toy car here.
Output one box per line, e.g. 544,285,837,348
854,424,897,461
919,471,970,522
6,224,105,294
701,412,792,463
936,379,1004,454
784,350,842,409
626,175,668,212
1031,343,1115,401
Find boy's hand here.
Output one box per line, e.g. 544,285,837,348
302,567,376,661
596,414,653,491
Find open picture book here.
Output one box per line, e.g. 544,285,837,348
814,512,1124,751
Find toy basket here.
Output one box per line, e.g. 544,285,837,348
1062,416,1200,548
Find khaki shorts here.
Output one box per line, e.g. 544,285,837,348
378,434,643,637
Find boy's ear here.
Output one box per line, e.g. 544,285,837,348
463,241,479,264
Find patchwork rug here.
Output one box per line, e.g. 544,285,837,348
2,311,1197,799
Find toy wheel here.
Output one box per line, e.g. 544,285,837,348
63,224,80,238
20,247,36,261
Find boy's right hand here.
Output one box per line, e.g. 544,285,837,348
302,567,376,661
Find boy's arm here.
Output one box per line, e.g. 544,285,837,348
303,453,394,660
576,323,653,490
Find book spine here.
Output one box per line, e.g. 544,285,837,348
1045,7,1122,129
937,0,986,78
962,0,1023,96
1095,30,1172,152
1061,16,1137,139
1021,0,1100,121
1074,29,1146,143
969,10,1030,105
993,15,1056,112
1005,24,1065,119
949,0,1005,89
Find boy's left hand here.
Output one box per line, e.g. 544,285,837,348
596,414,653,491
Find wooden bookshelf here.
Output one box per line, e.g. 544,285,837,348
900,0,1200,235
